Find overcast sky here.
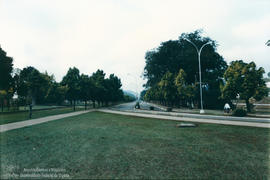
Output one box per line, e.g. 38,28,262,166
0,0,269,92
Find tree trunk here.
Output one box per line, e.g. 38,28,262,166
73,100,76,111
85,100,87,110
7,99,10,111
1,100,3,112
92,100,95,108
245,99,251,112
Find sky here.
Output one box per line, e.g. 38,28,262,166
0,0,269,93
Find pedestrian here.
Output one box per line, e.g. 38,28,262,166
224,103,230,113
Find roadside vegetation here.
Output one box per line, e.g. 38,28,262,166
142,30,269,113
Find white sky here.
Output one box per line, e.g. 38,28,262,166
0,0,269,92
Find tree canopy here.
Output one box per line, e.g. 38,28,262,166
143,30,227,108
221,60,268,112
0,46,13,91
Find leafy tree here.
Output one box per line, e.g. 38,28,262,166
140,90,147,100
16,66,50,105
106,74,123,103
61,67,81,110
175,69,196,108
221,60,268,112
158,71,176,106
266,40,270,46
144,30,227,108
45,82,67,105
0,46,13,90
90,69,106,107
0,46,14,111
79,74,94,109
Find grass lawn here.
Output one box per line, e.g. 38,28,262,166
0,107,85,125
0,112,269,179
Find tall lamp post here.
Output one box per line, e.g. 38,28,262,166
184,38,211,114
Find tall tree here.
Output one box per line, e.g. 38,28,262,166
158,71,176,106
221,60,268,112
0,46,14,111
79,74,94,110
175,69,196,107
266,40,270,46
0,46,13,90
105,74,123,103
90,69,106,107
144,30,227,108
45,82,67,105
61,67,81,110
16,66,50,105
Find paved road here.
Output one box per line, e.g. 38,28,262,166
110,101,165,111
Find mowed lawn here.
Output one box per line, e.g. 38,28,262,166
0,112,269,179
0,107,85,125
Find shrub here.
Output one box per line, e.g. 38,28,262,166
233,108,247,117
149,106,154,110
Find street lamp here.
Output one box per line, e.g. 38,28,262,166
184,38,211,114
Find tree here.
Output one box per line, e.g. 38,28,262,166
266,40,270,46
79,74,94,110
175,69,196,108
105,74,123,104
144,30,227,108
61,67,81,110
90,69,106,107
0,46,14,111
16,66,50,105
45,82,67,105
158,71,176,106
0,46,13,90
221,60,268,112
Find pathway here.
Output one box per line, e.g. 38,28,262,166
0,110,93,133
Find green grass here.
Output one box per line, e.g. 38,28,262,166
0,112,269,179
0,107,85,125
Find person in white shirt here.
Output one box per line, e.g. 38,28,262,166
224,103,230,113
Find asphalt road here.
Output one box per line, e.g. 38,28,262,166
111,101,164,111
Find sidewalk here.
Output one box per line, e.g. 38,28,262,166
0,110,93,133
99,109,270,128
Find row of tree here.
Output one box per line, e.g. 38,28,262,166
0,46,125,111
144,69,197,108
142,30,268,111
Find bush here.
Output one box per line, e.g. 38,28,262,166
233,108,247,117
149,106,154,110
